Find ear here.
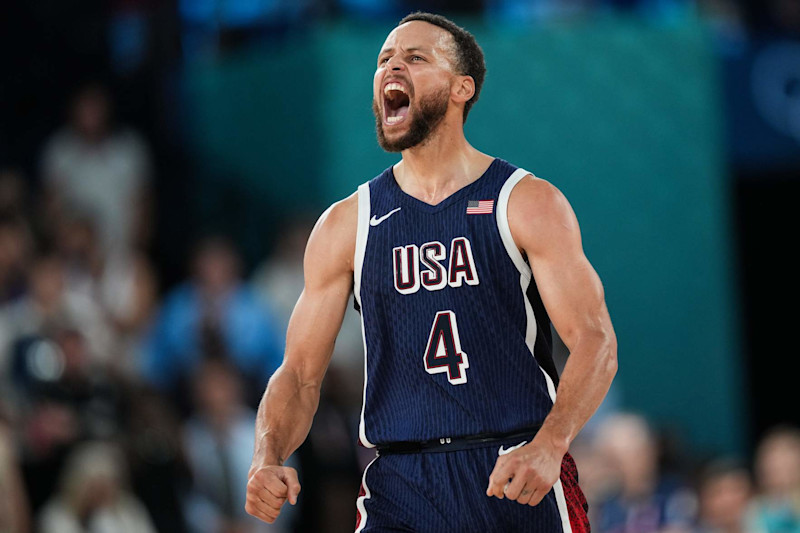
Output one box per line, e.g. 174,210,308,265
451,75,475,104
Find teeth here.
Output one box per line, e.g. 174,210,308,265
384,82,406,96
386,115,403,124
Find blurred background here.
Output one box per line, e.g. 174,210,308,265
0,0,798,531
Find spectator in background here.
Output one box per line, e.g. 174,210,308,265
567,434,619,526
55,214,158,377
37,441,156,533
593,413,697,533
40,81,153,259
16,328,122,441
694,459,752,533
12,327,123,510
0,254,112,376
183,356,295,532
143,235,283,407
56,215,104,298
746,426,800,532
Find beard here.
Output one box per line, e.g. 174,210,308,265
373,85,450,152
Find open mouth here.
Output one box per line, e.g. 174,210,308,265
383,82,410,125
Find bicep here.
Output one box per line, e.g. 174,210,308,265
281,197,357,385
531,247,609,349
282,277,352,385
510,178,612,349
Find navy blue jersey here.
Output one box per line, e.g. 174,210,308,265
353,158,560,447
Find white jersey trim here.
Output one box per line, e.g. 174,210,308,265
554,479,574,533
355,182,375,448
354,455,378,533
497,168,557,403
496,168,533,282
354,183,371,306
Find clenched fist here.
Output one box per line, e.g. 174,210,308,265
245,465,300,523
485,439,564,507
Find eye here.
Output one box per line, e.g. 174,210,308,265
411,55,424,62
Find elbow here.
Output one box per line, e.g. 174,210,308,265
569,327,617,381
602,331,618,382
277,358,323,393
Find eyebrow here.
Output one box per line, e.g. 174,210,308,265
378,46,432,57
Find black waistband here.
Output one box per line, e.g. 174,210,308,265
375,425,542,455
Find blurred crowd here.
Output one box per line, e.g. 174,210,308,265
0,83,365,533
571,416,800,533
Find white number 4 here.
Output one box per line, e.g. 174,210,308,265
423,310,469,385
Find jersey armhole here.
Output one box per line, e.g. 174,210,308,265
353,181,375,448
354,182,371,306
496,168,533,282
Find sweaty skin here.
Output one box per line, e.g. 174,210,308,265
245,20,617,523
485,176,617,506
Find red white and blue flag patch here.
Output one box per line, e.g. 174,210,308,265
466,200,494,214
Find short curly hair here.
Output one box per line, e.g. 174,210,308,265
398,12,486,123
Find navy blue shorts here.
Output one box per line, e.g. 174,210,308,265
354,443,589,532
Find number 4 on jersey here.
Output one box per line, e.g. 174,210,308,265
424,311,469,385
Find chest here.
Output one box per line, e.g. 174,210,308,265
363,206,506,299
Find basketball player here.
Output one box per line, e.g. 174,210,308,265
246,12,617,532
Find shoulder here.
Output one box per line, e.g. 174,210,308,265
312,191,358,243
507,174,573,223
305,191,359,275
507,175,580,254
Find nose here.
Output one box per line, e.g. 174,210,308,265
385,55,405,71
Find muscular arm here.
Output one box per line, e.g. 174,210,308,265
513,177,617,452
487,176,617,504
247,193,358,522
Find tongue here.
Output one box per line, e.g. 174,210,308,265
390,105,409,119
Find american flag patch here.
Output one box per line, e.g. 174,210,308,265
466,200,494,214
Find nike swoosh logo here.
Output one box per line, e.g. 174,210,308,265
498,441,528,456
369,207,401,227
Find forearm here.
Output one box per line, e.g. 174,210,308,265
538,330,617,453
253,364,322,466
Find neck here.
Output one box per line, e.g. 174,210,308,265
395,121,492,205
